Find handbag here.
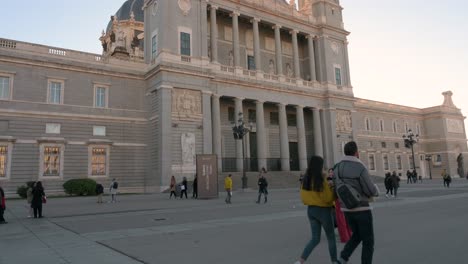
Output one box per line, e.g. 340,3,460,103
335,199,352,243
42,196,47,204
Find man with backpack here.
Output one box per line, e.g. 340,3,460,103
334,141,379,264
95,183,104,203
109,179,119,203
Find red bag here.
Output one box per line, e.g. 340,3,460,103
42,196,47,204
1,197,5,209
335,199,352,243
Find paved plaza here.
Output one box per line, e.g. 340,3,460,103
1,179,468,264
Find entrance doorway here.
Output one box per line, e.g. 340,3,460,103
289,142,299,171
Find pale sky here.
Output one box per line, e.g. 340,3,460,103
1,0,467,130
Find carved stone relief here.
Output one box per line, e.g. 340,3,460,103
265,37,275,51
172,89,202,120
447,119,464,134
181,132,196,165
336,110,352,132
224,26,233,41
282,41,293,55
178,0,192,16
331,42,340,55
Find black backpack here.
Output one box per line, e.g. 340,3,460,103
113,182,119,189
335,162,362,209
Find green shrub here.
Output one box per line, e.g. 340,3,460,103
16,181,36,198
63,179,97,196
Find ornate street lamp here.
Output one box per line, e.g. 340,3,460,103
403,129,419,172
425,154,433,180
232,113,252,189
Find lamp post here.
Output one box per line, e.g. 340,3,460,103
232,113,251,189
425,154,433,180
403,129,419,172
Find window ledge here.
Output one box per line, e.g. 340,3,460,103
87,139,113,145
37,137,66,144
0,136,16,142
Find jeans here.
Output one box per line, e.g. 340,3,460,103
341,210,374,264
300,206,337,262
33,204,43,218
225,190,232,203
0,207,5,222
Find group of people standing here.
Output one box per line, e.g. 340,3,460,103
295,141,379,264
384,171,401,198
406,169,421,184
223,167,269,204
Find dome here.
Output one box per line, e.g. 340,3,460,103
106,0,144,33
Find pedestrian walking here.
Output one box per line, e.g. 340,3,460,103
95,183,104,203
0,184,7,224
224,174,233,204
294,156,338,264
180,177,188,199
169,176,177,199
406,170,412,184
256,167,268,204
384,172,393,198
31,181,46,218
445,174,452,188
412,170,418,183
391,172,400,198
442,169,449,187
109,178,118,203
334,141,379,264
26,181,35,217
192,174,198,199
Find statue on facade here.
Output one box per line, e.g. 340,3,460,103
457,153,464,177
181,133,196,165
268,59,275,74
228,50,234,66
286,63,293,77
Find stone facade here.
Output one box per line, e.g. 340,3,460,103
0,0,466,195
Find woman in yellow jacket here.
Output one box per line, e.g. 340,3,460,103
224,174,233,204
294,156,338,264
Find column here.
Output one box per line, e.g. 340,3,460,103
274,25,283,75
312,107,323,157
200,1,208,58
231,11,240,68
234,97,244,172
159,85,173,188
210,5,218,63
202,91,213,154
296,105,308,171
252,18,262,73
256,100,267,170
322,108,338,168
344,40,352,87
278,103,290,171
291,30,301,79
307,34,317,81
212,94,222,172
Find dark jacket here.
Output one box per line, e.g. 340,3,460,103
193,178,198,191
95,184,104,194
182,179,188,190
384,174,392,189
31,187,45,207
391,175,400,188
258,177,268,191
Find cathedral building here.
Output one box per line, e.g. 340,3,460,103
0,0,466,195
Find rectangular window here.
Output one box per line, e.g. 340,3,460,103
383,155,389,170
228,107,235,123
247,55,256,70
43,146,61,177
334,67,342,86
368,154,375,170
46,123,61,134
93,126,106,136
248,109,256,123
397,155,402,170
381,142,386,148
0,146,8,178
0,76,11,100
95,86,107,108
48,80,63,104
287,114,297,127
270,112,279,125
91,147,107,176
151,35,157,60
180,32,191,56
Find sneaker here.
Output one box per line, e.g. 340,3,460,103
293,261,301,264
385,194,389,198
391,195,395,198
338,257,347,264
